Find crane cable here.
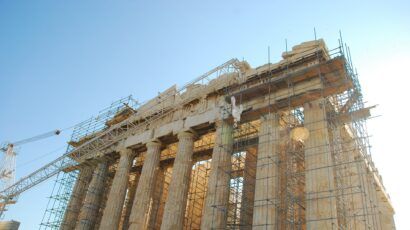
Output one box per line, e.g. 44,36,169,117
15,145,66,169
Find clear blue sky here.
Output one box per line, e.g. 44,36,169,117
1,1,409,229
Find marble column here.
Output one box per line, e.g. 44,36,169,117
240,147,257,228
339,127,368,230
147,166,166,229
94,172,113,230
61,166,93,230
304,99,338,229
252,113,280,230
99,148,134,230
128,140,162,230
160,131,196,230
201,120,233,229
120,172,140,230
151,166,173,229
75,160,109,230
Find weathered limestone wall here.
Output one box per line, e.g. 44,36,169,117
340,125,395,229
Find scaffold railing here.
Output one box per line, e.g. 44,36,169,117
38,95,139,229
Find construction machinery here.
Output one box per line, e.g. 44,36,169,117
0,130,61,217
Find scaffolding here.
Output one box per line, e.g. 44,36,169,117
39,96,138,229
184,160,211,230
157,36,388,229
35,36,391,229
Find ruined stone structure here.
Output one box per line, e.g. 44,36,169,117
55,39,394,229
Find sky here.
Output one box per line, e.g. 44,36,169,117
0,0,409,229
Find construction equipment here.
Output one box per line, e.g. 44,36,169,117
0,130,61,217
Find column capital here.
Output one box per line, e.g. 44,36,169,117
96,156,108,164
177,129,197,140
146,139,162,148
161,129,196,229
214,119,234,128
261,112,281,122
118,148,134,157
78,164,93,172
99,146,132,229
303,98,325,109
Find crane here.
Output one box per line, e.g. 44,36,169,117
0,130,61,217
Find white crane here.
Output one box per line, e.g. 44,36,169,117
0,146,16,192
0,130,61,216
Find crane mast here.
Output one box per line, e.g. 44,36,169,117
0,145,16,193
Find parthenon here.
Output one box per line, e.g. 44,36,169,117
41,39,394,229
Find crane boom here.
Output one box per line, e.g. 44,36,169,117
12,130,61,147
0,130,61,152
0,59,242,208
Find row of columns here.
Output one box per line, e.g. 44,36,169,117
61,130,200,230
61,98,393,230
251,99,394,230
76,160,109,229
60,167,93,230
